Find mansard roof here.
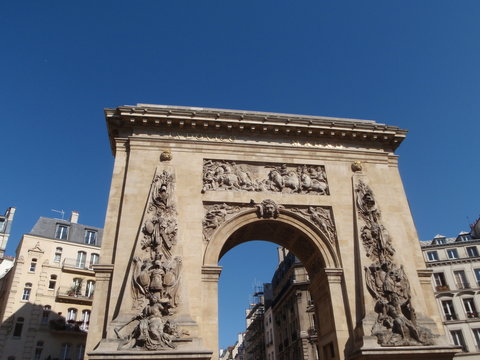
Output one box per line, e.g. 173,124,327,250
29,217,103,247
105,104,408,154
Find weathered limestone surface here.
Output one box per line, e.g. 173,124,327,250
87,105,457,360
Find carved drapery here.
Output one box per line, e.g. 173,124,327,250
355,180,435,346
115,169,185,350
202,160,329,195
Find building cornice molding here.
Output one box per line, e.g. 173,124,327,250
105,104,407,154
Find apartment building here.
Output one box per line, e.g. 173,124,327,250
421,218,480,358
0,211,102,360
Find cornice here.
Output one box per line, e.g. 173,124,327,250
105,104,407,154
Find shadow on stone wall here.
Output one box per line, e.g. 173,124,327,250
0,301,87,360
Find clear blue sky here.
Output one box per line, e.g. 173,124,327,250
1,0,480,350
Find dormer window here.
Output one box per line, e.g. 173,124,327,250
55,224,69,240
0,217,5,232
435,238,446,245
84,230,97,245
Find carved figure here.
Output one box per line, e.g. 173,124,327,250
356,180,435,346
256,199,282,219
117,169,185,350
292,206,337,244
203,204,240,241
202,160,329,195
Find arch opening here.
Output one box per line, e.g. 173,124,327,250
203,210,348,360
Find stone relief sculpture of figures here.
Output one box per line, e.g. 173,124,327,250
203,203,241,241
115,169,186,351
355,180,435,346
290,206,337,244
202,160,329,195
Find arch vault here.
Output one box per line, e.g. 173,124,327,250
86,104,457,360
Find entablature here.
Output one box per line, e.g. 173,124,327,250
105,104,407,154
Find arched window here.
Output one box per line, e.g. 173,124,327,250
34,341,44,360
76,251,86,268
48,274,57,290
67,308,77,321
41,305,51,324
85,280,95,298
22,283,32,301
54,247,63,263
13,317,24,337
29,258,37,272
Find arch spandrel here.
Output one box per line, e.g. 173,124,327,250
202,208,340,270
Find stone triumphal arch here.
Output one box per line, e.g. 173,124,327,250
87,105,457,360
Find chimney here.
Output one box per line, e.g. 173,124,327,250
70,211,79,224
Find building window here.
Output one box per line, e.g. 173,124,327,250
427,251,438,261
41,305,51,324
81,310,90,330
84,230,97,245
67,308,77,321
71,278,83,296
22,283,32,301
442,300,457,320
435,237,447,244
48,274,57,290
457,234,472,242
450,330,467,352
54,247,63,262
29,258,37,272
76,344,85,360
90,253,99,267
61,343,71,360
12,317,24,337
454,270,470,289
447,249,459,259
475,269,480,286
85,280,95,298
55,224,69,240
467,246,479,257
433,272,448,290
76,251,86,268
473,328,480,351
34,341,44,360
463,298,478,318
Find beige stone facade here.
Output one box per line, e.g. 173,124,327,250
87,104,458,360
421,225,480,358
0,213,102,360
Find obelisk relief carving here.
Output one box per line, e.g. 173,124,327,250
202,160,329,195
355,179,435,346
115,169,186,350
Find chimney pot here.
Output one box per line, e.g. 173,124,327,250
70,211,79,224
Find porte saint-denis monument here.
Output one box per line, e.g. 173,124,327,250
86,104,457,360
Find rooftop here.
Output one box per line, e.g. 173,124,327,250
29,216,103,247
105,104,408,153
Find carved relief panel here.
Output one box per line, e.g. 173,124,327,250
355,179,436,346
115,169,187,351
202,160,329,195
